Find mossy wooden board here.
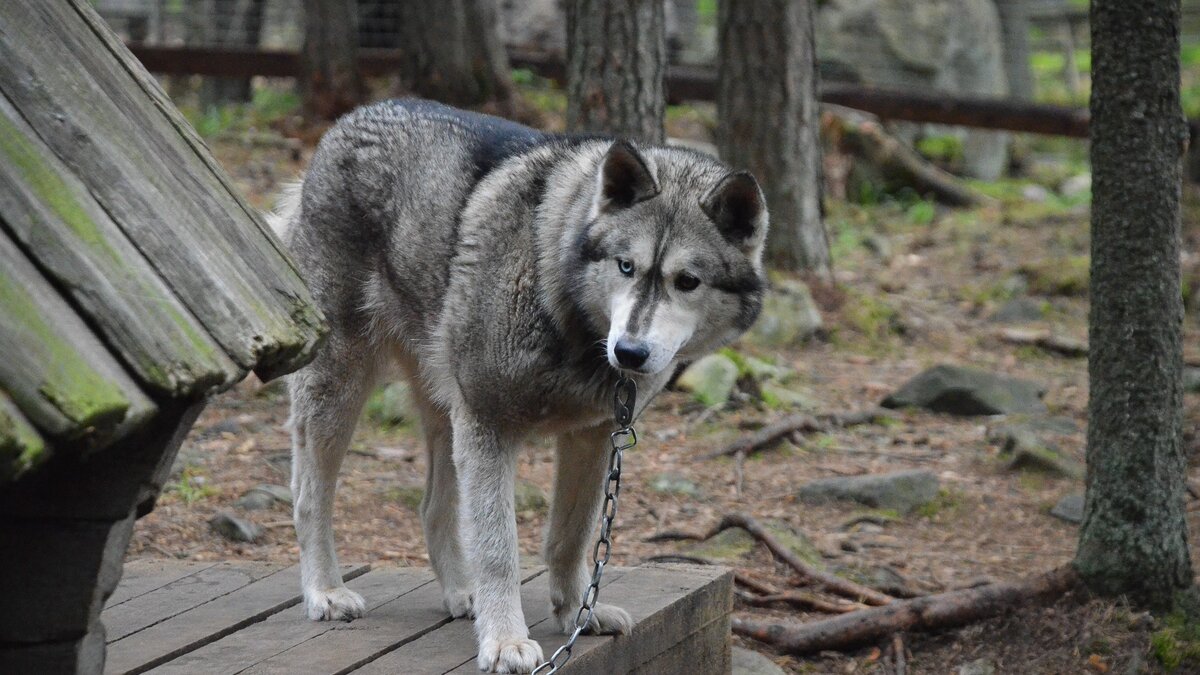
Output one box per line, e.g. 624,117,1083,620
0,95,243,398
0,392,47,483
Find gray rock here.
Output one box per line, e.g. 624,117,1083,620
761,381,818,411
797,470,940,514
1021,184,1051,203
881,364,1046,415
650,472,701,498
957,659,997,675
1051,493,1084,524
862,233,892,260
989,297,1045,324
366,381,413,426
746,279,823,347
676,354,740,406
1000,429,1084,480
1060,173,1092,199
515,480,548,513
236,484,291,511
1185,367,1200,394
732,647,786,675
208,418,241,436
209,512,263,543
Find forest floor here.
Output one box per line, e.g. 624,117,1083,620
127,90,1200,674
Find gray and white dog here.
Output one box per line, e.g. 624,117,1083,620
273,99,767,673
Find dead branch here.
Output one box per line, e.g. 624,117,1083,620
643,530,708,543
891,634,907,675
996,328,1088,358
732,565,1078,655
737,590,866,614
701,408,898,461
718,513,895,606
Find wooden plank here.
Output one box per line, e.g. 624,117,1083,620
250,567,546,675
0,94,243,398
0,389,48,483
143,567,434,675
630,613,730,675
103,562,282,644
106,563,368,675
0,229,156,445
0,0,326,382
106,561,216,609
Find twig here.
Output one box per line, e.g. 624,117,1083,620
732,565,1078,655
716,513,895,606
737,589,865,614
892,634,907,675
701,408,898,461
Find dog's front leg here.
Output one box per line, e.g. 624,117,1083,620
545,424,634,636
452,409,543,673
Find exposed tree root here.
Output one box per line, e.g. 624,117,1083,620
701,408,898,461
996,328,1088,358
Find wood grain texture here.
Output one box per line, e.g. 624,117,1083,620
0,229,155,446
0,389,47,483
105,561,217,609
0,94,243,398
0,0,326,385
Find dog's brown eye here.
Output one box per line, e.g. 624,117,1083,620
675,273,701,292
617,258,635,276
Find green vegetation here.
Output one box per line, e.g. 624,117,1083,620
165,466,219,504
1152,611,1200,671
181,87,301,139
915,488,964,520
1021,255,1090,296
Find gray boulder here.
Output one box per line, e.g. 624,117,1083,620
1185,366,1200,394
1050,493,1084,524
997,428,1084,480
746,279,823,347
882,365,1046,415
235,484,292,511
797,470,940,514
209,512,263,543
676,354,740,406
989,297,1045,324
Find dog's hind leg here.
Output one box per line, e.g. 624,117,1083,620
288,335,379,621
410,384,474,617
544,424,633,636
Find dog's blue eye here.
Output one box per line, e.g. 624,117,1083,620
675,273,701,292
617,259,635,276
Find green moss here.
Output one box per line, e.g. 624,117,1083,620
915,488,964,520
385,486,425,511
1022,255,1090,296
0,400,48,482
163,466,219,504
1152,611,1200,671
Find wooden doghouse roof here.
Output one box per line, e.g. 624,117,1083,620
0,0,326,482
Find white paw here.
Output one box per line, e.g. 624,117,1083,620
443,587,474,618
477,636,544,673
555,602,633,636
305,586,366,621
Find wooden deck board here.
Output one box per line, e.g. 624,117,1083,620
106,561,215,608
105,561,732,675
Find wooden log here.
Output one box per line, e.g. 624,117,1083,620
0,95,243,397
732,566,1077,655
0,229,155,446
0,0,326,383
0,391,47,483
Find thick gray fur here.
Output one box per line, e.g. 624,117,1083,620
276,99,767,673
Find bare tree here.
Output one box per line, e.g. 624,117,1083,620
300,0,363,120
717,0,829,278
1075,0,1193,609
565,0,666,143
994,0,1034,101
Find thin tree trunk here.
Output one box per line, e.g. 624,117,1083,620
994,0,1034,101
717,0,829,278
187,0,264,107
395,0,514,108
566,0,666,143
1075,0,1192,610
300,0,363,121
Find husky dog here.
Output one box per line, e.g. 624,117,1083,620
274,99,767,673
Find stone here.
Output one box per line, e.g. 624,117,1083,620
746,279,823,347
1021,184,1051,203
742,355,791,381
366,381,413,426
862,233,892,260
687,520,822,567
650,472,701,498
1185,366,1200,394
1060,173,1092,199
881,364,1046,415
989,297,1045,324
732,647,786,675
996,426,1084,480
1050,493,1084,524
957,659,997,675
209,512,262,543
235,484,291,511
514,480,548,513
676,354,740,406
797,470,940,514
760,381,818,411
207,418,241,436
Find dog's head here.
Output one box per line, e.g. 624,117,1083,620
572,141,768,375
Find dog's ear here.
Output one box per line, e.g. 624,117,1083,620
599,141,660,210
701,171,767,245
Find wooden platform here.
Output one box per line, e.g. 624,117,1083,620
103,560,732,674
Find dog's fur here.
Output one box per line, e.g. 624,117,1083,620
276,99,768,673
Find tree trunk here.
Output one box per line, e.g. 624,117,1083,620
1075,0,1192,610
566,0,666,143
994,0,1034,101
717,0,829,277
393,0,513,109
188,0,265,107
300,0,363,121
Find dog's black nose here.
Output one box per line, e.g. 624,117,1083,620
614,339,650,369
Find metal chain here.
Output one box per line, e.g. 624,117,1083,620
531,376,637,675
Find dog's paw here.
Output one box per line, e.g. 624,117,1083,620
555,602,633,636
477,636,544,673
443,587,474,618
305,586,366,621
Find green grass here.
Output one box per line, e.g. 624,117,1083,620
1152,611,1200,671
181,87,301,139
164,466,219,505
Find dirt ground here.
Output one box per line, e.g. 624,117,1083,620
127,108,1200,674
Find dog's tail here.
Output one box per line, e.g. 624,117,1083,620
264,176,304,243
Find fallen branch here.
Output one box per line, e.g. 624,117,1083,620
737,589,866,614
643,530,708,543
702,408,898,461
732,565,1078,655
718,513,895,606
996,328,1088,358
891,634,907,675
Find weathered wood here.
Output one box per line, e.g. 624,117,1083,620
0,229,155,446
0,390,47,483
0,94,243,398
0,0,326,384
106,561,216,609
106,563,369,675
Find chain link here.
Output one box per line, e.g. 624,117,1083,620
531,376,637,674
